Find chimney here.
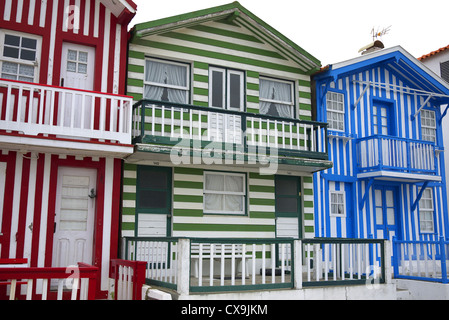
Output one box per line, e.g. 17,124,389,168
358,40,385,55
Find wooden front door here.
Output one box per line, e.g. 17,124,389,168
52,167,97,268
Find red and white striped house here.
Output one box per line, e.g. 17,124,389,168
0,0,136,299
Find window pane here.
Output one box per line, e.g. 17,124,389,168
4,46,19,58
276,179,297,196
138,190,167,209
205,174,224,191
224,195,243,212
211,70,224,108
229,73,241,110
139,170,168,189
225,175,243,193
276,197,298,213
204,194,223,211
20,49,35,61
5,34,20,46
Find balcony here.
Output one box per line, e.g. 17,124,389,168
0,78,134,156
356,135,440,182
130,100,331,172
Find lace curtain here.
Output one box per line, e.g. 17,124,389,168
259,78,293,118
204,174,244,213
144,60,187,104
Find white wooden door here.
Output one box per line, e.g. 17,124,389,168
52,167,96,268
59,43,95,129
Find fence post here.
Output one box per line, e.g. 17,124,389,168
383,240,392,284
294,240,302,289
440,237,448,284
133,261,148,300
177,238,191,296
391,236,399,279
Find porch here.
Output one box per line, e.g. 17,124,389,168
122,237,396,299
356,135,440,182
129,100,331,173
0,78,134,156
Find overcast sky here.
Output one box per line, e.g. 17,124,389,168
130,0,449,66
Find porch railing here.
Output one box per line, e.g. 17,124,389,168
110,259,147,300
0,262,98,300
392,237,449,283
356,135,437,175
123,237,388,295
132,100,328,160
0,78,133,144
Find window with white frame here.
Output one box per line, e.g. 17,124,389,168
419,188,435,233
326,92,345,131
209,67,244,111
144,58,190,104
203,172,246,215
330,191,345,217
0,31,41,82
259,77,294,118
421,110,437,143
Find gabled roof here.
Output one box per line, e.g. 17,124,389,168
418,44,449,61
99,0,137,24
314,46,449,103
131,1,321,74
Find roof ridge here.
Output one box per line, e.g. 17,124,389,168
418,44,449,61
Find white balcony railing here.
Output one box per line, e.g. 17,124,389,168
0,78,133,145
357,135,437,175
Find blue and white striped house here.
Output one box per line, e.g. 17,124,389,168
312,46,449,244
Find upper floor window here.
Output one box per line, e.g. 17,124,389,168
421,110,436,143
326,92,345,131
260,77,294,118
144,58,190,104
0,31,41,82
209,67,244,111
419,188,435,233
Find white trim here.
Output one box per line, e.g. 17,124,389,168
357,171,442,182
330,190,346,217
101,157,114,291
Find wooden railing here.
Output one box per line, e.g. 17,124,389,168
110,259,147,300
132,100,328,160
393,237,449,283
0,78,133,144
356,135,437,175
123,237,389,295
0,262,98,300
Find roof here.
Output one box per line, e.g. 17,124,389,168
313,46,449,103
130,1,321,74
99,0,137,23
418,44,449,61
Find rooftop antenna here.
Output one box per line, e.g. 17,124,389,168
371,26,391,41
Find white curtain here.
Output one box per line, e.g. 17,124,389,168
204,174,244,213
144,60,187,104
260,79,293,118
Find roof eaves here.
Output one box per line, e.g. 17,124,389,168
418,44,449,61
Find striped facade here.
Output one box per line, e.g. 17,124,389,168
313,46,449,242
0,0,136,298
124,3,325,241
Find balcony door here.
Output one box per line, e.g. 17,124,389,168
59,43,95,129
374,185,400,241
208,67,244,144
372,100,395,136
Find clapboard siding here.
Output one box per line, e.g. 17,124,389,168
313,48,449,242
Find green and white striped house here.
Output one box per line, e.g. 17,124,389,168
122,2,332,241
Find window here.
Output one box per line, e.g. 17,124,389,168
67,49,88,74
260,77,294,118
209,67,244,111
1,31,40,82
204,172,246,215
137,166,172,214
144,58,190,104
326,92,345,131
419,188,435,233
330,191,345,217
421,110,436,143
441,60,449,83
